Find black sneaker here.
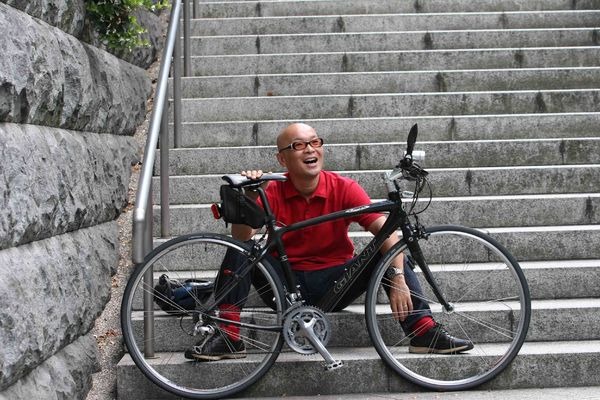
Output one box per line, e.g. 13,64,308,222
409,324,474,354
184,334,246,361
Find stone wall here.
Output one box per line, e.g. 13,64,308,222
0,1,160,398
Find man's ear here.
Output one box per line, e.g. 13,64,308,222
276,152,287,168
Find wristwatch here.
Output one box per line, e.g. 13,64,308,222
385,266,404,280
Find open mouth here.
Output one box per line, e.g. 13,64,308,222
303,157,318,165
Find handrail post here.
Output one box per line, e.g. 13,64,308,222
142,185,155,358
193,0,198,19
183,0,191,76
160,108,170,238
173,21,182,148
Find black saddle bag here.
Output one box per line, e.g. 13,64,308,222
212,185,266,229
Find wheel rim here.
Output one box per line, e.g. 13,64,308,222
121,235,284,399
366,226,530,390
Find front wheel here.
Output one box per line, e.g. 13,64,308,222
120,233,286,399
365,225,531,390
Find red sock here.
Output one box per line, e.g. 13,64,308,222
218,304,241,341
411,316,436,337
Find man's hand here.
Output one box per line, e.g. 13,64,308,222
366,216,414,321
388,274,413,322
241,170,264,180
241,170,269,199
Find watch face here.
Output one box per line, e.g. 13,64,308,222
386,267,402,280
385,267,397,279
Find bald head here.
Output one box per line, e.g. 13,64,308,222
276,123,316,151
274,123,324,183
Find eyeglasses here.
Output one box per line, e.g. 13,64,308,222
278,138,324,153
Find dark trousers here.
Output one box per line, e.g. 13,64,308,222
216,243,432,334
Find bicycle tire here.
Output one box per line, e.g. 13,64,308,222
365,225,531,390
121,233,286,399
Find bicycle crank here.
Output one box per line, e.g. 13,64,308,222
283,305,343,371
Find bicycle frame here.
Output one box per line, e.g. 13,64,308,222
206,189,407,333
206,176,454,339
256,188,407,312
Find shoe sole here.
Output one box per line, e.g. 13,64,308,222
408,344,473,354
187,351,247,362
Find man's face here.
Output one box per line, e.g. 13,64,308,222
276,125,324,180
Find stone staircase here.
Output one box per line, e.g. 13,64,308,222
117,0,600,398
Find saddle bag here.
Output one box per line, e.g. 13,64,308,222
211,185,266,229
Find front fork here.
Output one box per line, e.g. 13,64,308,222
400,221,454,313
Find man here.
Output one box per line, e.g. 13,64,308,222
185,123,473,361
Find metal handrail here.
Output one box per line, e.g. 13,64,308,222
131,0,194,357
133,0,193,264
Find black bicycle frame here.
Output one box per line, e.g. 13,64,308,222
207,185,449,331
256,187,408,312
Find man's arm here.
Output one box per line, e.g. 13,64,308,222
231,223,256,241
367,216,413,322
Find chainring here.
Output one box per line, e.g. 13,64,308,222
282,305,331,355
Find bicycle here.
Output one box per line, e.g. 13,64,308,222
121,124,531,399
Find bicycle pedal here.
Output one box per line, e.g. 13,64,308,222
324,360,344,371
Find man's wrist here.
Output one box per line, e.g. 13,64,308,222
385,266,404,280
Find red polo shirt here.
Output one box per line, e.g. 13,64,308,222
259,171,381,271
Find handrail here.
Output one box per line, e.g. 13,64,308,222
131,0,192,358
133,0,191,264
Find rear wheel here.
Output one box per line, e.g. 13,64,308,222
121,233,285,399
365,225,531,390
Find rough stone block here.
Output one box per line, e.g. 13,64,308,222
0,123,138,250
0,0,86,37
0,2,151,135
0,222,117,390
0,334,99,400
1,1,165,69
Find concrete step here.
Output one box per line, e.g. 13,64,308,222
158,137,600,174
191,47,600,76
117,340,600,399
176,67,600,98
151,225,600,263
154,194,600,236
154,165,600,204
173,112,600,148
177,89,600,122
191,28,600,56
233,386,600,400
127,298,600,352
191,0,600,19
191,11,600,36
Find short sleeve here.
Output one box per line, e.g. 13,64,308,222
343,179,382,230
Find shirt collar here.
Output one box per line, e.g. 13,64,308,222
282,171,327,200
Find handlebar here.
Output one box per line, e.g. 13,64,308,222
385,124,430,201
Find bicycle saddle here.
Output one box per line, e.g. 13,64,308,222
222,173,287,188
